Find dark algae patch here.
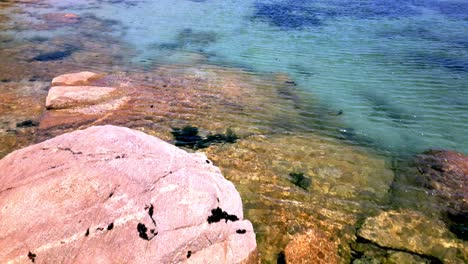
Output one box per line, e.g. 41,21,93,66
171,126,238,149
253,1,321,30
137,204,158,240
236,229,246,234
253,0,420,30
171,126,202,148
16,120,39,128
27,251,36,263
137,223,150,240
289,172,311,190
30,45,78,62
207,207,239,223
145,203,157,226
277,251,286,264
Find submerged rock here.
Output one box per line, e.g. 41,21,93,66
204,133,394,262
414,150,467,216
51,71,103,86
284,228,340,264
0,125,257,263
357,210,467,263
396,149,468,239
41,13,80,25
37,66,305,143
45,86,117,109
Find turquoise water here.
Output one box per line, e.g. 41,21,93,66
3,0,468,156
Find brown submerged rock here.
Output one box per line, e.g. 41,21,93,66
415,150,468,216
0,125,257,263
37,66,306,143
204,133,394,262
284,228,340,264
45,86,118,109
357,210,467,263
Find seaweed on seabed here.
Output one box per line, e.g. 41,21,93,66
198,128,239,148
289,172,311,190
171,126,203,148
171,126,239,149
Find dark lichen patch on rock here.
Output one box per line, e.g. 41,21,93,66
115,154,127,159
145,203,157,226
289,172,311,190
171,126,239,149
137,223,150,240
236,229,246,234
207,207,239,224
27,251,36,263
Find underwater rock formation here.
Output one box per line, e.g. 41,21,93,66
0,125,257,263
46,86,118,109
37,66,304,143
204,133,395,262
414,150,467,215
51,71,103,86
357,210,467,263
284,228,340,263
413,149,468,239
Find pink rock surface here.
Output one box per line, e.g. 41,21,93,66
51,71,102,86
45,86,116,109
0,125,257,263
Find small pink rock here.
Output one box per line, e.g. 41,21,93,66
51,71,103,86
45,86,116,109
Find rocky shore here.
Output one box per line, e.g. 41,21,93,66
1,0,467,262
0,125,257,263
0,71,467,263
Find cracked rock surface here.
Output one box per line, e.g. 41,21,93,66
0,125,257,263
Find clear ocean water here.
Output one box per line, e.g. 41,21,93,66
19,0,468,155
2,0,467,157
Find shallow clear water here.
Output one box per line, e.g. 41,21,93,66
2,0,467,156
1,0,467,262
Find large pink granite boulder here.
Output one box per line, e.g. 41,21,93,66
0,125,257,263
